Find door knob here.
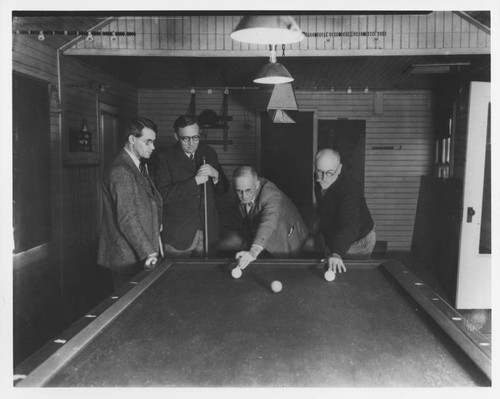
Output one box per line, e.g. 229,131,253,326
467,207,476,223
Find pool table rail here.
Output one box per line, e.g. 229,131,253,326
383,260,491,380
14,259,176,387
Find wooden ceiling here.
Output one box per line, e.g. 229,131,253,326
75,53,490,91
13,12,491,91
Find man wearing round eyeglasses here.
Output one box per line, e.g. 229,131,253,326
155,115,229,258
314,148,375,274
228,166,309,269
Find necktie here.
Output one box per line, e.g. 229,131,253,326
245,202,252,217
189,154,194,161
139,161,148,177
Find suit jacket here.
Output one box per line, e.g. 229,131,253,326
155,142,229,249
241,178,309,257
98,149,163,273
315,170,374,257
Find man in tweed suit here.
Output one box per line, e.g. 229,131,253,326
98,117,163,290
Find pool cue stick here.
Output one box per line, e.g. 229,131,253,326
202,156,209,259
159,235,164,259
318,233,330,269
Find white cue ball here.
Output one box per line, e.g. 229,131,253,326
271,280,283,293
324,270,336,282
231,267,242,279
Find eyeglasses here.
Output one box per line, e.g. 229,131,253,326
315,164,340,180
138,138,155,147
177,135,200,143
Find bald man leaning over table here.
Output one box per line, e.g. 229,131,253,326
314,148,376,274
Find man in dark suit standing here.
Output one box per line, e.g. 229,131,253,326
155,115,229,258
98,117,163,290
231,166,309,269
314,148,375,274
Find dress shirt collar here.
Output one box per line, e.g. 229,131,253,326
241,201,254,213
124,147,141,170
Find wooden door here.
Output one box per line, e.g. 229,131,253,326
99,104,120,221
13,72,51,253
100,104,120,167
260,111,314,213
456,82,491,309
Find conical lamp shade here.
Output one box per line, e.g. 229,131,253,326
230,15,304,45
268,109,296,123
254,62,294,84
267,83,298,110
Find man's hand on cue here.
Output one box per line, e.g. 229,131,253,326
195,168,209,185
198,164,219,181
327,253,346,273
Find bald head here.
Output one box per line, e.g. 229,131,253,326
315,149,342,190
315,149,340,167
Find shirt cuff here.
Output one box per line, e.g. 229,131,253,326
250,244,264,257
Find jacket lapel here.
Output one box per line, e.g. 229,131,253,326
174,142,197,173
250,179,266,219
119,149,160,201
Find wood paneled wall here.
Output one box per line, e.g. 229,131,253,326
12,35,63,258
60,56,138,262
139,88,434,251
12,34,138,275
12,32,139,363
68,12,489,56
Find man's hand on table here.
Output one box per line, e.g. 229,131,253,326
327,253,346,273
235,245,262,269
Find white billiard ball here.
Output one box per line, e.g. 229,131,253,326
271,280,283,293
231,267,242,279
324,270,336,282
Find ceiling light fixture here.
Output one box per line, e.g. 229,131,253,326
267,83,298,111
268,109,296,124
253,46,294,85
230,15,304,45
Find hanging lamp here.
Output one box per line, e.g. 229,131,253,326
253,46,293,84
230,15,304,45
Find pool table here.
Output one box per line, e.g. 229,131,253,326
14,259,491,387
